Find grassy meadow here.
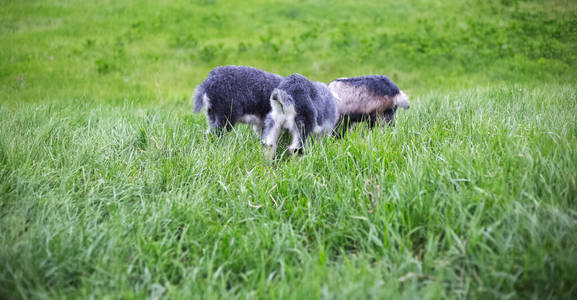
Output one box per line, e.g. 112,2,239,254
1,0,577,298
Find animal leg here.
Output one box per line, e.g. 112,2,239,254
380,106,398,127
288,119,308,155
262,116,282,160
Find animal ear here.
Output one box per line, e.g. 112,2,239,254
271,89,281,101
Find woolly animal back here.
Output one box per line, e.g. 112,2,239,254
277,74,318,104
334,75,400,97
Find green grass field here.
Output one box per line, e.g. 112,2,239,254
1,0,577,298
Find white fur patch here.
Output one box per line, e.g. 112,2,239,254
274,104,297,131
239,114,260,125
394,91,410,109
203,93,211,110
271,98,284,113
239,114,264,135
203,94,213,134
264,102,297,150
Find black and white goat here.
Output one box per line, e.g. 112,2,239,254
194,65,283,135
328,75,410,131
261,73,338,159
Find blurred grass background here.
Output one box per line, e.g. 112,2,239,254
1,0,576,104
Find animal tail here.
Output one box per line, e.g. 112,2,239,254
193,84,207,113
394,90,410,109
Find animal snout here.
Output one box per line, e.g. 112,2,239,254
261,140,274,149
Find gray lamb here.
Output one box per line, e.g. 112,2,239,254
328,75,410,131
194,65,283,135
261,73,338,159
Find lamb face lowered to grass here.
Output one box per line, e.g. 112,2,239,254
261,73,338,159
328,75,410,131
194,65,283,135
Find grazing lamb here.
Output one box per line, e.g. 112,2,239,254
261,73,338,159
193,65,283,135
328,75,410,131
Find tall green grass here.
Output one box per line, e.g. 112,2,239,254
1,86,576,298
1,0,577,298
